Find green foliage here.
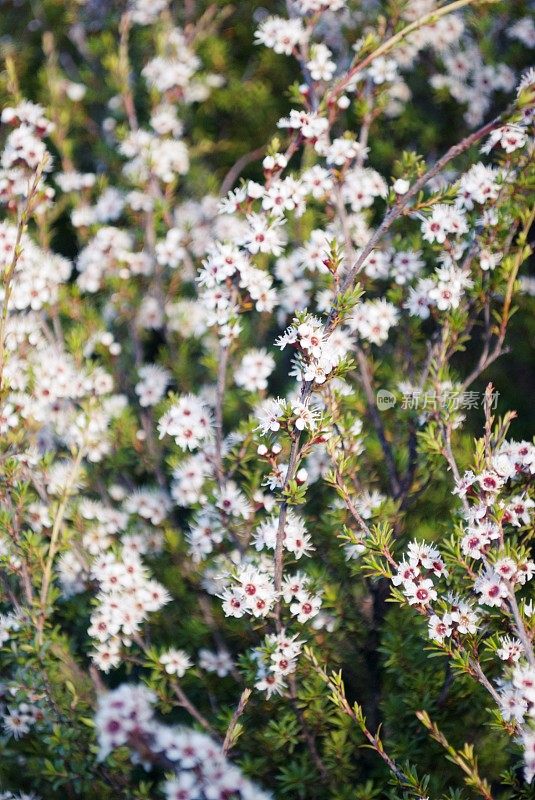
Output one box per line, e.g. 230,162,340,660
0,0,533,798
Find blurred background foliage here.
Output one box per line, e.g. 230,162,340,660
0,0,532,439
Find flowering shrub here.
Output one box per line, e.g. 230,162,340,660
0,0,534,797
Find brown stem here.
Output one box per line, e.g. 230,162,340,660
220,146,266,196
313,659,429,796
330,114,504,316
118,12,138,132
37,446,85,645
170,678,218,735
327,0,495,104
506,586,535,670
0,164,45,392
461,206,535,389
214,341,229,487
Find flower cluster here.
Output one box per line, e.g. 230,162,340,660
88,549,170,671
275,316,347,385
159,394,213,450
95,684,271,799
389,421,535,780
254,630,304,698
0,0,533,796
392,541,448,607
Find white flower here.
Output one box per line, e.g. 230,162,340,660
481,124,527,155
307,44,336,82
198,649,234,677
159,649,192,676
235,349,275,392
290,591,321,623
368,57,398,84
474,574,508,607
255,16,306,55
497,636,523,663
255,397,286,434
428,614,452,642
393,178,410,194
158,394,212,450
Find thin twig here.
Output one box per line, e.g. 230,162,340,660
220,146,266,196
222,688,251,755
327,0,497,103
461,206,535,389
118,12,138,131
331,114,504,314
214,341,229,487
37,446,85,645
170,678,218,735
0,164,46,392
